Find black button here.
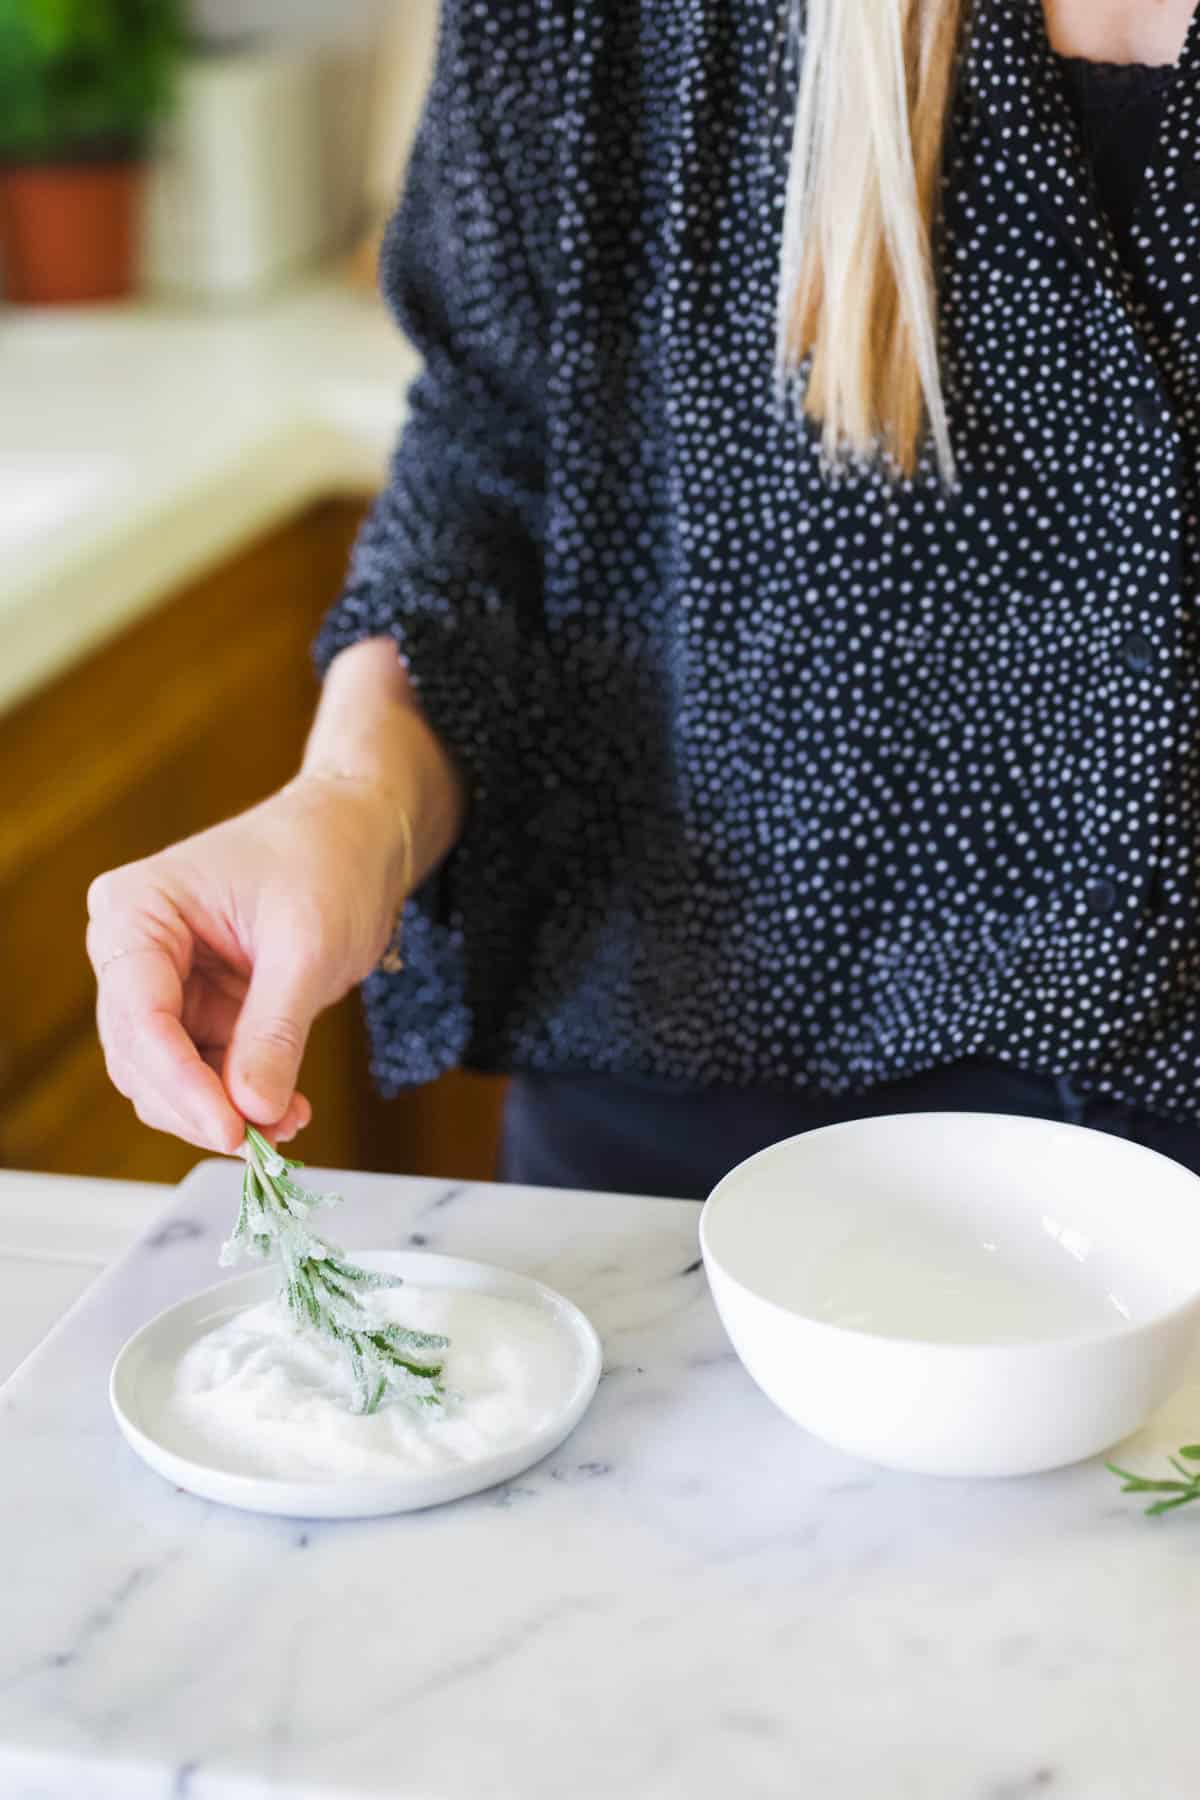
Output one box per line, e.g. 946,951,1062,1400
1145,868,1167,914
1134,389,1165,430
1120,631,1153,673
1180,163,1200,201
1085,877,1118,917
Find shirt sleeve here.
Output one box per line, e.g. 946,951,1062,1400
312,0,564,1088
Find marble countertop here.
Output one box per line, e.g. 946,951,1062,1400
3,1159,1200,1800
0,1169,169,1385
0,277,417,716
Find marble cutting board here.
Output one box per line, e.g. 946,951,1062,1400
2,1156,1200,1800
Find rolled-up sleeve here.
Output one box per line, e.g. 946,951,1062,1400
313,0,562,1089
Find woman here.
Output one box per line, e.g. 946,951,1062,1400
88,0,1200,1198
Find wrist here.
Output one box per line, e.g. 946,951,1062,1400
291,762,401,815
285,769,415,922
303,637,413,788
301,633,466,897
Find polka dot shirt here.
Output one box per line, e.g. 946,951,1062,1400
314,0,1200,1125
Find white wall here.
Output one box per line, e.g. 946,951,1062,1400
363,4,438,208
190,0,398,46
188,1,438,212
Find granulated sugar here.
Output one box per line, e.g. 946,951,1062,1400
160,1285,580,1481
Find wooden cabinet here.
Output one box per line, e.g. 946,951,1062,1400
0,500,506,1185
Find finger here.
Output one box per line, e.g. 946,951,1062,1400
138,1013,248,1154
128,1087,205,1143
226,950,328,1126
182,979,243,1049
189,941,251,1001
98,946,244,1154
198,1048,312,1143
120,1060,241,1155
272,1092,313,1145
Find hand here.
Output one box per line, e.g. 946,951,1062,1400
87,775,409,1154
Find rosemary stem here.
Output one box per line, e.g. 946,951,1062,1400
220,1124,449,1415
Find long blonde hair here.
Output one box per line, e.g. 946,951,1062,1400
774,0,967,482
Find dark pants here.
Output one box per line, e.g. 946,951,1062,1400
499,1057,1200,1200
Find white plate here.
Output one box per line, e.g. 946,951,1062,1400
110,1252,602,1518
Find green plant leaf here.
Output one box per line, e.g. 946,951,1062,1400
1108,1453,1200,1518
1145,1492,1200,1517
0,0,185,161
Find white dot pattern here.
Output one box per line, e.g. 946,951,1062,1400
315,0,1200,1122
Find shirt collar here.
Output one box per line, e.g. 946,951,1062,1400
965,0,1200,113
959,0,1200,281
961,1,1111,279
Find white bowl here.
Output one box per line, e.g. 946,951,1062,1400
699,1111,1200,1477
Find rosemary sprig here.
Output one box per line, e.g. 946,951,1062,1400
1107,1446,1200,1516
219,1125,449,1416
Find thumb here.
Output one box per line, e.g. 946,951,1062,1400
227,952,326,1126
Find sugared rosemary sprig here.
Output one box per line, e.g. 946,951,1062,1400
219,1125,448,1416
1108,1446,1200,1516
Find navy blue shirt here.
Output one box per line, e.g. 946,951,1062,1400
1056,52,1177,263
315,0,1200,1125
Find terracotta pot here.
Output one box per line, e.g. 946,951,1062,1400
0,159,144,305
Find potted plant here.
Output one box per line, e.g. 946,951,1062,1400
0,0,183,304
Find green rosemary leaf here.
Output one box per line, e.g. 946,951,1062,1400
312,1267,366,1312
221,1126,449,1415
1145,1492,1200,1517
394,1360,445,1382
326,1257,405,1292
1108,1455,1200,1516
1106,1467,1190,1493
276,1172,339,1216
361,1331,444,1381
1180,1446,1200,1460
375,1321,451,1355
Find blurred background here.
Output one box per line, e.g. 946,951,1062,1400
0,1,509,1184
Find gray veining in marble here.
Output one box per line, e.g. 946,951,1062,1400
2,1159,1200,1799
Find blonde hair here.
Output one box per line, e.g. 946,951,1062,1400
774,0,967,482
